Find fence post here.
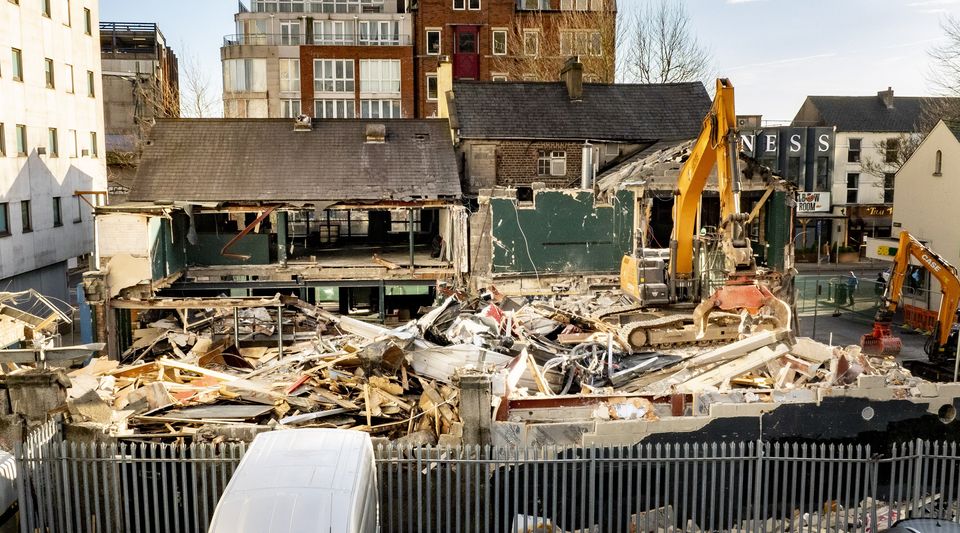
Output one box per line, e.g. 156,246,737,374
753,440,764,533
869,445,879,532
911,439,924,518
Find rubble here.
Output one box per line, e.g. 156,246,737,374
0,287,940,445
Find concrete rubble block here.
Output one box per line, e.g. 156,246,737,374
525,421,595,447
0,415,23,452
67,389,114,425
491,421,526,448
195,424,273,443
790,337,835,364
629,505,676,533
64,421,117,445
3,369,70,423
857,374,887,389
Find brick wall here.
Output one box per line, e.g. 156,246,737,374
495,140,584,188
299,45,415,118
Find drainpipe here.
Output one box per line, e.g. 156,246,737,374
277,210,288,266
581,142,595,189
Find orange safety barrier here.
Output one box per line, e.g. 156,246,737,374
904,304,938,332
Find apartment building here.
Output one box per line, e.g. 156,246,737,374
101,22,179,200
413,0,616,117
221,0,415,119
0,0,106,303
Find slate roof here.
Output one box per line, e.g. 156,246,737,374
450,81,711,142
944,120,960,142
795,95,958,133
128,119,462,203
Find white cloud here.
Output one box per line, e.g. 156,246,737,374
726,53,837,72
727,0,765,3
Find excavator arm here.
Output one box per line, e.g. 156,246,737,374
865,231,960,356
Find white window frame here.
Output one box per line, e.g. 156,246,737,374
360,59,400,95
560,29,602,57
279,58,300,92
468,0,480,9
360,99,401,119
538,150,566,177
281,98,302,118
280,20,302,45
426,73,438,101
314,20,348,44
69,129,78,158
605,143,619,157
492,29,507,55
313,59,355,93
846,173,859,204
313,98,356,118
64,64,74,93
426,28,441,55
491,73,507,81
453,0,465,10
523,30,539,57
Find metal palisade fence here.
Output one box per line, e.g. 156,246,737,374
13,419,960,533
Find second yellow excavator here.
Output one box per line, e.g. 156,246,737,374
615,78,791,351
860,230,960,359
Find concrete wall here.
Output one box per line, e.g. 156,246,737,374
0,0,106,283
488,189,633,275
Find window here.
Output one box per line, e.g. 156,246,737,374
885,138,899,164
468,0,479,8
0,204,8,237
457,31,477,54
20,201,31,232
426,29,441,55
426,73,438,101
815,156,830,191
90,131,98,157
935,149,943,175
281,98,301,118
86,70,95,97
560,0,592,9
847,138,861,163
64,64,74,93
69,129,77,157
224,58,267,92
313,59,354,92
74,196,82,223
523,30,539,56
492,30,507,55
12,49,23,81
492,73,507,81
360,99,401,118
15,125,26,155
605,143,619,157
52,197,62,227
453,0,465,9
0,124,4,156
537,150,566,176
560,30,601,56
359,20,400,45
279,59,300,92
846,173,859,203
280,20,301,45
44,58,55,88
41,0,50,17
314,99,355,118
64,0,71,26
47,128,58,157
313,20,348,44
83,8,91,34
360,59,400,93
883,173,895,203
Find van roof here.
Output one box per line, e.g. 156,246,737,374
208,429,374,533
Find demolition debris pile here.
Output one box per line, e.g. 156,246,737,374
12,291,931,443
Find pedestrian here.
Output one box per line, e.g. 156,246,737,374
847,271,859,306
822,242,831,264
875,271,886,298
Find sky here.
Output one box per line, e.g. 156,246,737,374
100,0,960,121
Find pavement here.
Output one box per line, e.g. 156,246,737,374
796,308,929,363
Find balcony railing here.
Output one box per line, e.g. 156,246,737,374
223,33,411,46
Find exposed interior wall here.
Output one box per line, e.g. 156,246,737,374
488,189,633,275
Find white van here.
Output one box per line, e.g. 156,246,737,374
208,429,378,533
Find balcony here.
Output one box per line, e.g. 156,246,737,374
223,33,411,46
242,0,392,14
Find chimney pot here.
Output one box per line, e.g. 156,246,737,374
560,56,583,101
878,87,895,110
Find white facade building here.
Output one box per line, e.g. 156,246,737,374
0,0,106,302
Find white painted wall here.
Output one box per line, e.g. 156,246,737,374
831,131,897,206
0,0,106,280
890,120,960,310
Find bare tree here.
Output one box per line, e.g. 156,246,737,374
490,1,621,83
179,47,219,118
623,0,711,84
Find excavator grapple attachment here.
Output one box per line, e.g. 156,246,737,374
860,321,902,356
692,278,791,338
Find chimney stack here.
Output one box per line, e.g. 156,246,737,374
293,114,312,131
561,56,583,102
878,87,895,110
365,123,386,143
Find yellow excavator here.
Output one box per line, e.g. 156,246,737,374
616,79,791,351
860,230,960,359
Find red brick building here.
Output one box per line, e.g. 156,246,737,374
412,0,616,118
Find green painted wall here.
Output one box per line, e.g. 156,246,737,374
764,191,790,271
490,190,634,275
186,233,271,266
148,217,187,280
